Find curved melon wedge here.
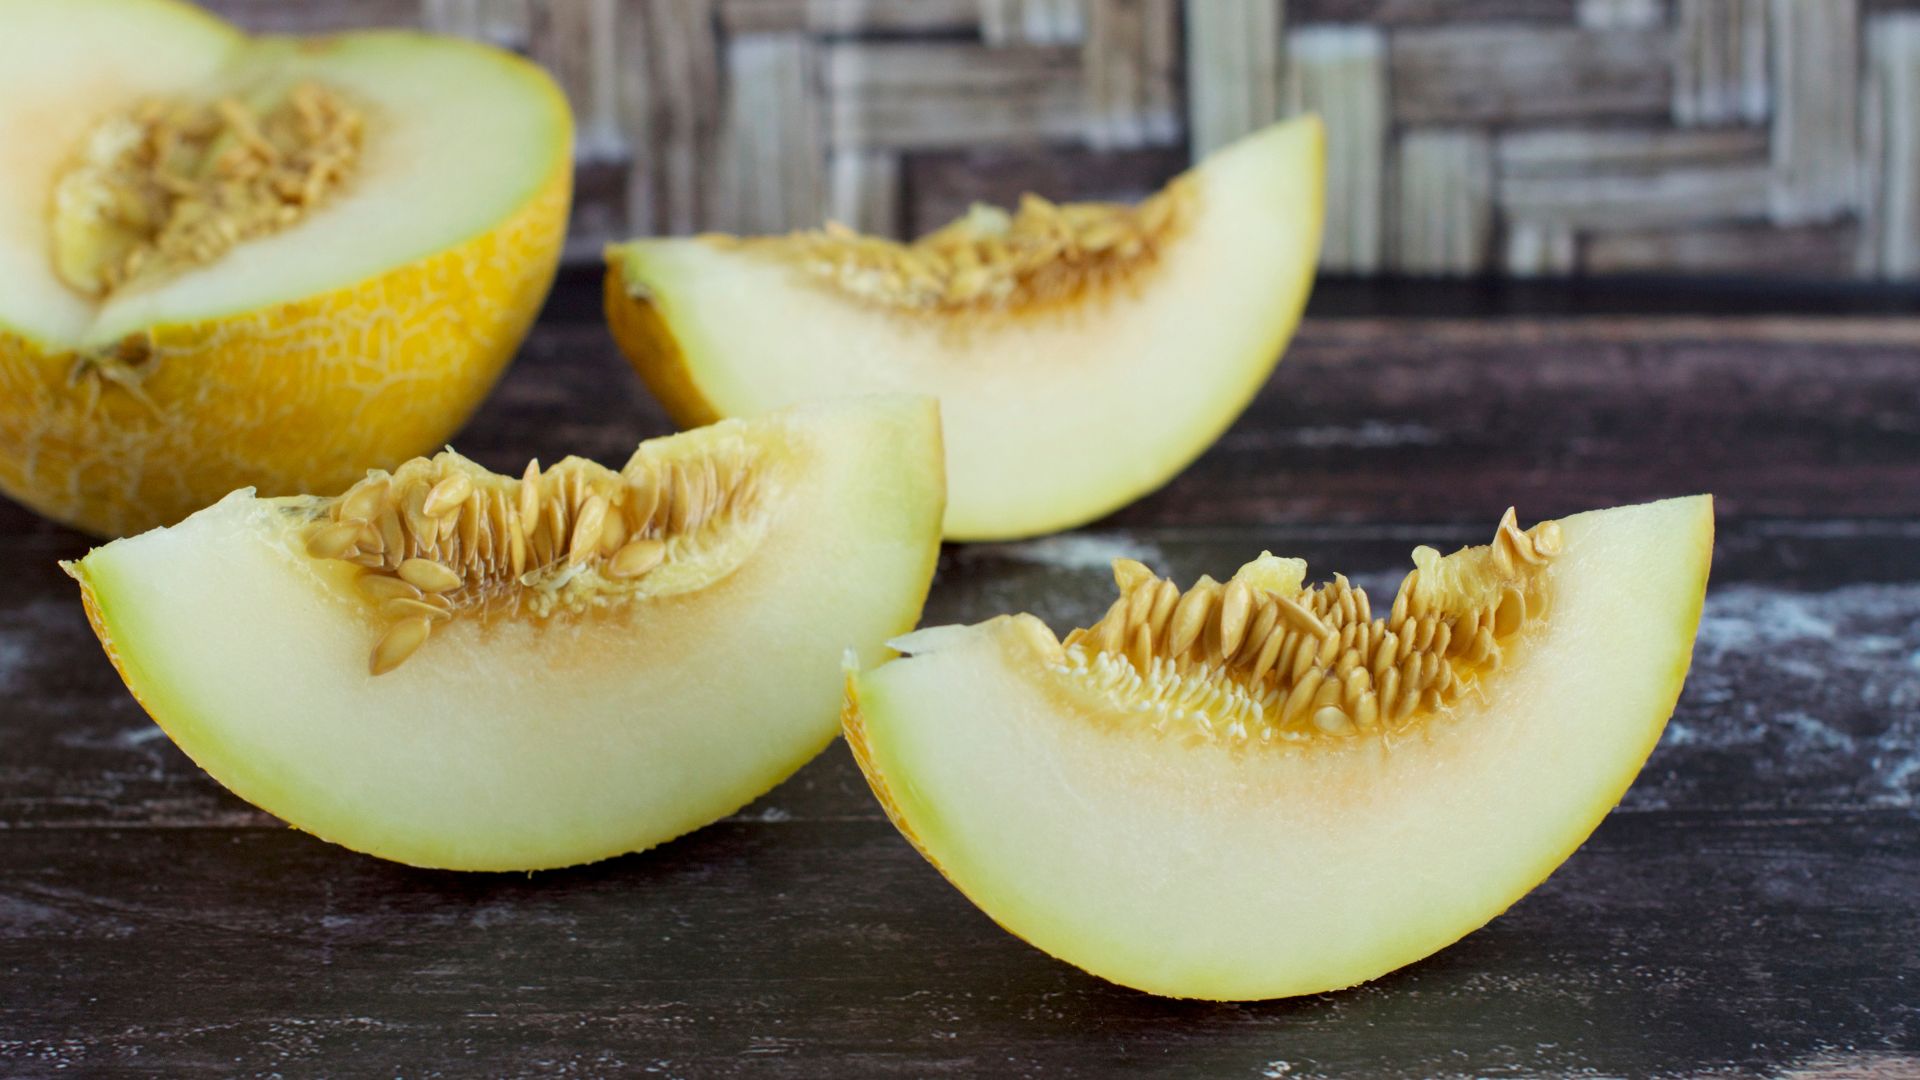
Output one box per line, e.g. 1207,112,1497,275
66,396,943,871
607,116,1323,541
845,496,1712,999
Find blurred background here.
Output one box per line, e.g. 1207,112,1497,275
201,0,1917,279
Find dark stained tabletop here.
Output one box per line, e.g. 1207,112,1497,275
2,273,1917,1078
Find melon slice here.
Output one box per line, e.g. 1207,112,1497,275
65,396,944,871
0,0,572,536
844,496,1712,999
605,117,1323,541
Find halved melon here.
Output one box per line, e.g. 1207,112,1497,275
845,496,1712,999
65,396,944,871
606,117,1323,541
0,0,572,536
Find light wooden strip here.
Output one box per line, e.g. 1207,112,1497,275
1862,14,1920,278
1083,0,1180,150
1393,129,1492,275
620,0,723,235
720,0,980,34
1502,220,1576,276
1500,165,1772,229
1584,222,1859,275
1183,0,1286,157
528,0,623,159
1499,127,1768,177
200,0,419,32
1287,25,1386,273
716,33,825,233
1576,0,1661,29
1391,27,1670,124
418,0,527,45
826,149,902,236
1768,0,1859,224
823,42,1088,149
1673,0,1769,126
980,0,1085,46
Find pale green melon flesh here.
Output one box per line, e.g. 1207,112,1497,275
0,0,571,348
72,396,944,870
851,496,1712,999
611,117,1323,541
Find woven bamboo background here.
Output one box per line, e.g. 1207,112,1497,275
205,0,1920,278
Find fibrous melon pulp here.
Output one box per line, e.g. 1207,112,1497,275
66,396,945,871
845,496,1712,999
0,0,572,535
606,117,1322,541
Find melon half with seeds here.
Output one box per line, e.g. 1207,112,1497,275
844,496,1713,999
0,0,572,536
606,117,1323,541
65,396,945,871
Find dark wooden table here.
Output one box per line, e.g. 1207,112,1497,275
4,274,1918,1078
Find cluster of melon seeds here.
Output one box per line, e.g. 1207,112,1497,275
747,180,1195,312
50,80,364,298
1048,509,1563,742
300,445,761,675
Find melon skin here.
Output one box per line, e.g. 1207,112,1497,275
844,496,1713,1000
67,396,945,872
0,0,573,537
605,117,1324,542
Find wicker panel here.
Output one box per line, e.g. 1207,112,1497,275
197,0,1920,279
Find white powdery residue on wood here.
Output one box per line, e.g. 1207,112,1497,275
0,597,82,697
1659,582,1920,808
1223,421,1445,451
1183,0,1285,157
964,532,1167,573
1286,25,1387,273
1393,128,1493,275
1862,15,1920,279
1768,0,1860,224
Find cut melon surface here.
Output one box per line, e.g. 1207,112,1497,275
0,0,572,535
606,117,1323,541
67,396,945,871
845,496,1713,999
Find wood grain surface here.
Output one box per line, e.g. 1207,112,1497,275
2,278,1916,1077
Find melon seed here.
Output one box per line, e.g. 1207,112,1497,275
369,616,433,676
398,558,461,594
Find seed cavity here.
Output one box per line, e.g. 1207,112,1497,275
741,180,1196,314
1045,509,1563,744
302,439,764,675
50,80,364,299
